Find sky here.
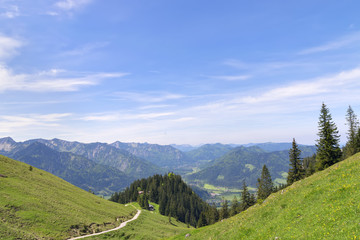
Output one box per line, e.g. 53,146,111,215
1,0,360,145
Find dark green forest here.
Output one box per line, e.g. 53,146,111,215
109,173,219,227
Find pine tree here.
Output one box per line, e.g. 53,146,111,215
230,196,240,216
197,212,207,228
303,154,316,177
220,199,229,219
240,181,252,211
343,106,360,159
287,138,304,185
257,164,273,200
316,103,342,170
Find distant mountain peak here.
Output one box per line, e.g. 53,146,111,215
0,136,15,143
0,137,17,152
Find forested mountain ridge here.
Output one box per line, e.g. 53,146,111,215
111,141,191,169
35,138,163,177
0,137,164,195
186,145,316,188
185,143,234,163
10,142,134,195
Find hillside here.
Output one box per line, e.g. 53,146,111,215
87,202,191,240
0,137,164,193
186,146,316,189
171,153,360,239
0,155,136,239
111,141,190,169
185,143,234,164
34,138,163,178
12,142,134,195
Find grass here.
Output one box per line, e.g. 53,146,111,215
87,202,192,240
0,155,136,240
170,153,360,239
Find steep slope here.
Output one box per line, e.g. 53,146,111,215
111,141,190,169
0,155,136,239
172,153,360,239
0,137,164,181
37,138,163,178
10,142,134,195
186,146,316,188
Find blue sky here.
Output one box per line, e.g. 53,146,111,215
1,0,360,145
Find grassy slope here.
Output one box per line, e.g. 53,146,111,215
171,153,360,240
88,202,192,240
0,155,136,240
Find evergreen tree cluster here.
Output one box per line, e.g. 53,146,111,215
110,173,218,228
286,103,360,186
221,181,257,220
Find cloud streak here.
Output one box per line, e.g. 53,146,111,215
112,92,185,103
0,65,129,92
299,32,360,55
209,75,251,81
55,0,92,11
0,4,20,18
0,113,71,133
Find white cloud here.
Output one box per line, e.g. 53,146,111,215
299,32,360,55
54,0,92,11
0,35,22,59
240,67,360,104
0,113,71,132
81,111,175,122
0,5,20,18
113,92,185,103
0,65,129,92
209,75,251,81
60,42,109,56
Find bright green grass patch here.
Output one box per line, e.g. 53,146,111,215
216,175,224,180
203,184,243,193
0,155,135,240
87,202,192,240
274,178,287,185
170,153,360,239
245,164,255,171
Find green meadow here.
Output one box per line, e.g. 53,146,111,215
170,153,360,239
87,202,191,240
0,155,136,240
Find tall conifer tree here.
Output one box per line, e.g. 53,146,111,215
230,196,240,216
287,138,304,185
343,105,360,159
240,181,252,211
257,164,273,200
316,103,342,170
220,199,229,219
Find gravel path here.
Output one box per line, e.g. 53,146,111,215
68,208,141,240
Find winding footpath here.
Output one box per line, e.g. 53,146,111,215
68,207,141,240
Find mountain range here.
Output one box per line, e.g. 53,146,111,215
0,137,317,196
